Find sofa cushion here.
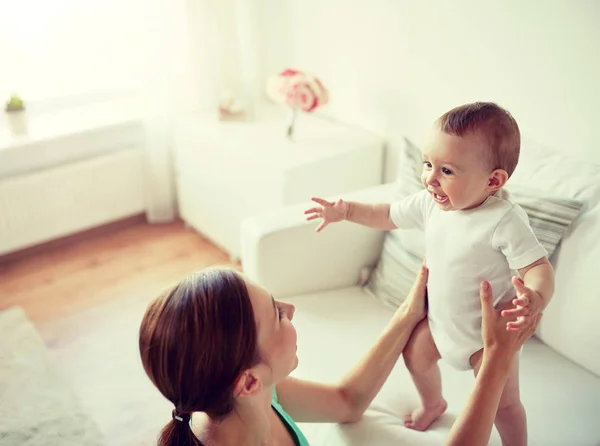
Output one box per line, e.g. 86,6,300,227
509,138,600,377
364,138,426,307
286,286,600,445
366,136,583,308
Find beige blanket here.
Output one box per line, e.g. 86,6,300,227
0,307,105,446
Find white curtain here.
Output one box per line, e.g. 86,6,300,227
138,0,221,222
139,0,264,222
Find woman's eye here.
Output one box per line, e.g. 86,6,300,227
442,168,453,175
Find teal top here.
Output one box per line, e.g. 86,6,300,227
271,388,310,446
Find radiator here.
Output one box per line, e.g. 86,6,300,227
0,148,145,255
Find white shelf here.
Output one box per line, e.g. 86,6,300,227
172,108,385,258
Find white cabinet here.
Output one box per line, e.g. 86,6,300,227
172,108,385,258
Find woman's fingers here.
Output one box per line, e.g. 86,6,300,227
479,281,494,320
402,264,429,319
481,283,520,346
407,265,428,300
412,264,429,292
480,278,543,354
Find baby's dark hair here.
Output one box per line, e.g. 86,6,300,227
436,102,521,177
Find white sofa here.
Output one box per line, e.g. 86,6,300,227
240,139,600,446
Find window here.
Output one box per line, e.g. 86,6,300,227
0,0,150,111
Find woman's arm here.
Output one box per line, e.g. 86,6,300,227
276,265,428,423
445,281,542,446
445,350,512,445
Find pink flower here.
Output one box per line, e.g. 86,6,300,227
266,69,328,112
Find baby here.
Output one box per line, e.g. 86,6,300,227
304,102,554,446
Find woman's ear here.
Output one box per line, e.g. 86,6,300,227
233,369,263,398
487,169,509,191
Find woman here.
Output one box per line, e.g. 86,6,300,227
139,265,539,446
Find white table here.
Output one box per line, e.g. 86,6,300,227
172,108,385,258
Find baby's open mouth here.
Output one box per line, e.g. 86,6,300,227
432,192,449,204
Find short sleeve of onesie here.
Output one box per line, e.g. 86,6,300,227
389,189,430,230
492,204,548,270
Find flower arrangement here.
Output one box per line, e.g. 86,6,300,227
266,69,329,138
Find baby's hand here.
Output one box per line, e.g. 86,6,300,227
304,197,349,232
501,276,544,332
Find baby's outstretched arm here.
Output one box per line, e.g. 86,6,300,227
304,197,397,232
502,257,555,331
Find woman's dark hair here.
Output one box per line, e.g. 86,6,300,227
139,267,260,445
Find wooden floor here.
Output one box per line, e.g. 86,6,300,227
0,219,237,445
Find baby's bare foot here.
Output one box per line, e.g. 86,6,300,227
404,399,447,431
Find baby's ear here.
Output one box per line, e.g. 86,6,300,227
488,169,509,191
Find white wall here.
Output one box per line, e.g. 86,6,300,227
255,0,600,163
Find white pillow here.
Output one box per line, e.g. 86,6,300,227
510,137,600,209
513,138,600,377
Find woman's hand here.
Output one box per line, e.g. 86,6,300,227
445,282,543,446
480,281,542,356
277,264,430,424
398,264,429,322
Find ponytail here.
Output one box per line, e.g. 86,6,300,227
157,412,203,446
140,268,261,445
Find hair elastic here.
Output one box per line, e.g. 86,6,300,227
172,408,191,424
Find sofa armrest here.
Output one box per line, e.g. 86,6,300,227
240,183,397,298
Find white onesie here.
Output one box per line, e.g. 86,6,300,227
390,189,548,370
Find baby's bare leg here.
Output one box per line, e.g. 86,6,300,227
403,319,446,431
471,349,527,446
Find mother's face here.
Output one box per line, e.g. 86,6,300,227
246,278,298,384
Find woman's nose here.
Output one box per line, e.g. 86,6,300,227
284,303,295,321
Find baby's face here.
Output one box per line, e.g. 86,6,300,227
421,129,496,211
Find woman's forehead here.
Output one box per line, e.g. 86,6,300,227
246,281,274,327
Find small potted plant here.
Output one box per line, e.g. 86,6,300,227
5,94,28,135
